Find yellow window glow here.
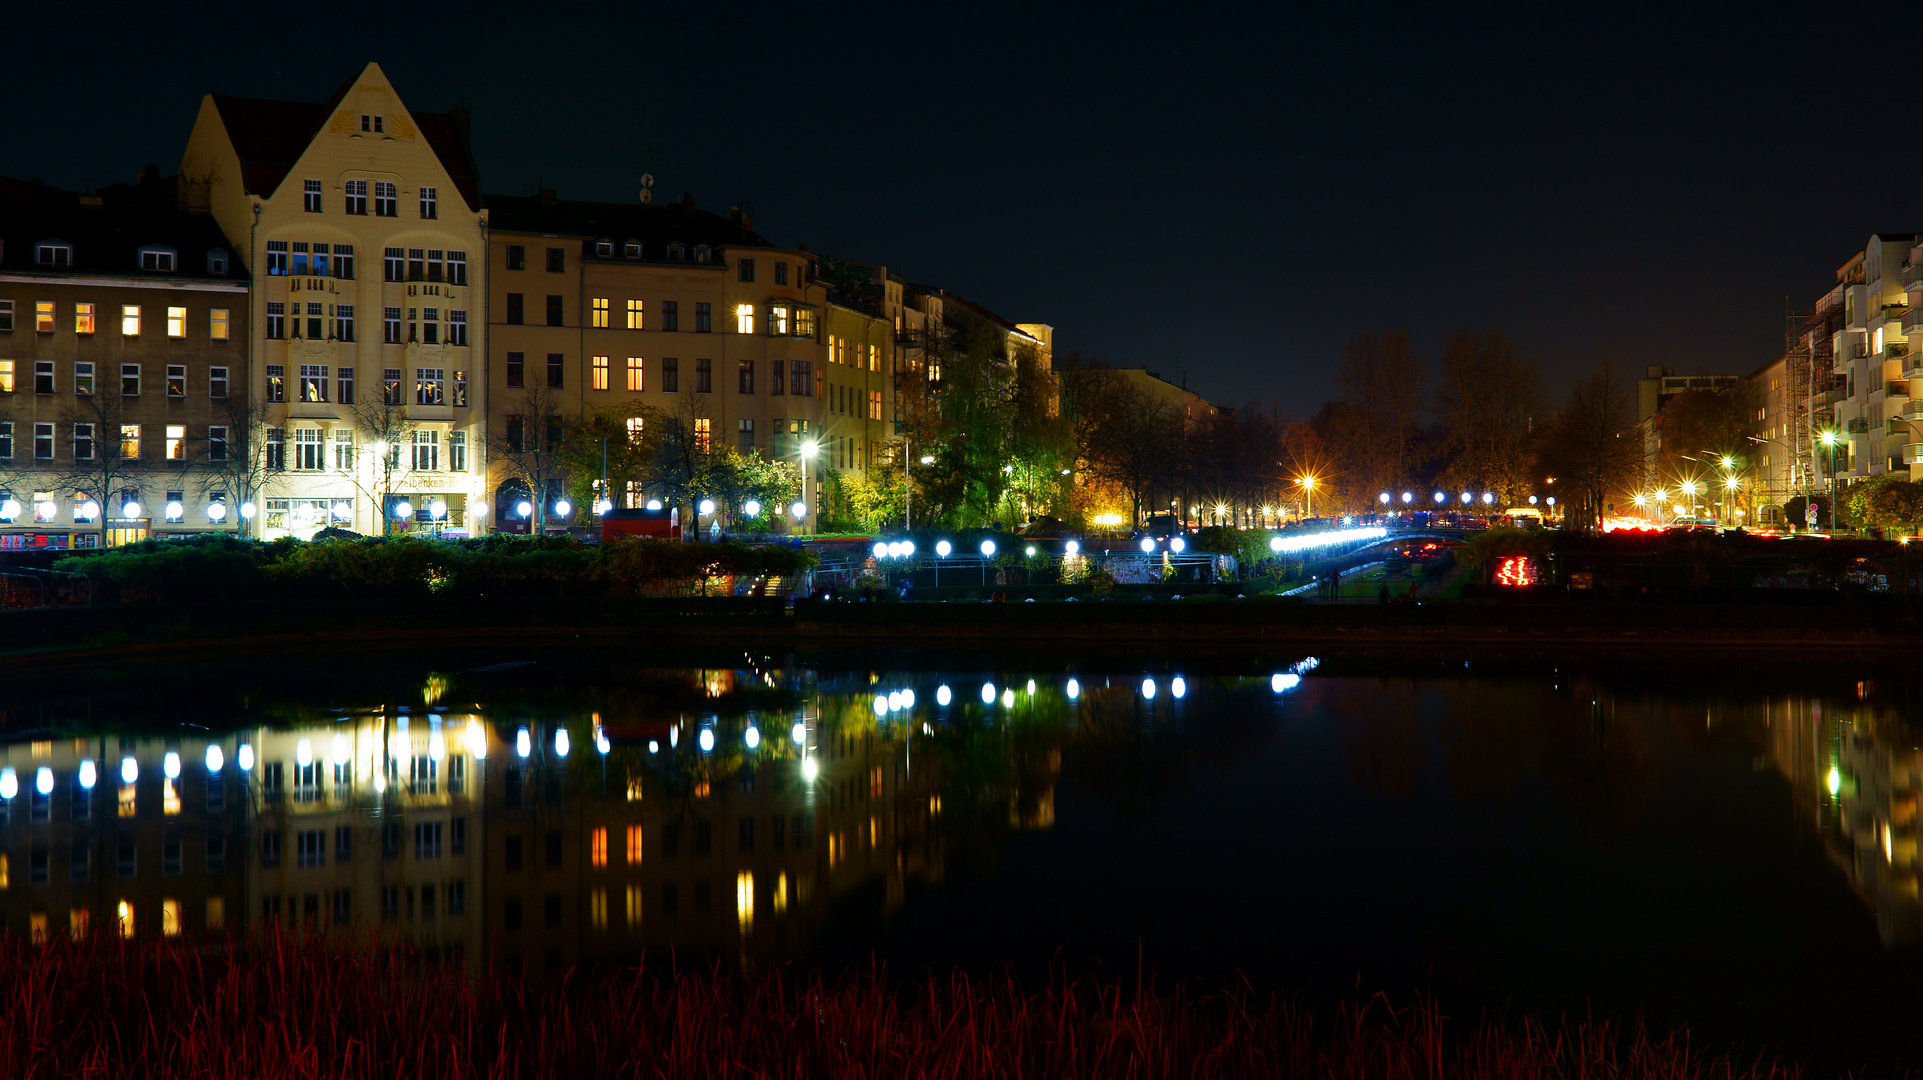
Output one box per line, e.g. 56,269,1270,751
210,309,229,340
590,888,608,930
35,301,54,332
166,307,186,338
625,824,643,864
626,884,642,927
590,827,608,867
591,355,609,391
162,899,180,936
592,297,610,328
117,900,133,938
75,303,95,334
206,897,224,931
625,357,644,392
735,304,753,334
736,871,754,936
121,305,140,336
626,299,644,329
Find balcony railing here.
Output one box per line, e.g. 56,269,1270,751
1904,261,1923,289
1881,303,1910,323
1848,417,1871,434
1905,442,1923,466
1888,381,1911,398
1903,400,1923,421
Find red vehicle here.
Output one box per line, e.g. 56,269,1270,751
601,507,680,542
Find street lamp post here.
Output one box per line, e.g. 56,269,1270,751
1296,476,1315,520
1819,430,1840,532
800,439,819,535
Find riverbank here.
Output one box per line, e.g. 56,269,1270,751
0,934,1810,1080
3,591,1919,672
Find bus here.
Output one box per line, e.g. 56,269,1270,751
1498,507,1545,529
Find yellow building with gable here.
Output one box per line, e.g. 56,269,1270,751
178,62,488,537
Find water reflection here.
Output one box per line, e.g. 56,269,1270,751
0,660,1915,984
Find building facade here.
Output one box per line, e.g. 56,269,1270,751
0,177,250,548
178,63,488,539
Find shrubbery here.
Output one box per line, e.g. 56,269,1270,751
54,534,817,605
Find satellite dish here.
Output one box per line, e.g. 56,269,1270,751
639,173,655,204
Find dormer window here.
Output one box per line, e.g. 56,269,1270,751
623,240,641,259
138,246,178,272
667,242,686,261
36,241,72,268
207,249,229,275
694,244,712,264
595,239,614,257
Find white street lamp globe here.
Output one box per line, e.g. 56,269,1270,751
163,751,181,779
1025,545,1037,557
81,500,100,518
165,501,183,519
120,756,138,785
1064,540,1079,555
554,728,571,757
1269,536,1284,552
395,501,414,520
36,501,55,520
920,454,935,465
801,440,819,459
1529,495,1539,505
474,501,489,516
1482,493,1494,505
744,726,761,750
36,767,53,795
1170,537,1186,553
697,728,714,753
901,540,916,556
205,744,223,772
517,500,534,518
935,540,952,557
516,728,531,758
873,694,889,716
1460,492,1472,505
429,500,447,520
240,503,256,520
554,499,572,516
743,499,761,517
791,501,807,519
1141,678,1157,700
873,542,888,559
698,498,715,516
1171,676,1187,699
902,689,916,708
936,684,952,706
121,501,140,518
801,757,820,782
791,721,806,745
236,744,255,771
207,503,227,522
594,499,612,515
1402,492,1413,504
982,682,997,704
1546,497,1556,507
1379,492,1390,504
332,502,352,519
1433,492,1445,504
1066,678,1080,700
79,760,97,789
646,499,664,511
0,499,18,519
980,540,996,557
1140,538,1156,553
0,767,15,800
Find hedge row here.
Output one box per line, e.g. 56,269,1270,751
53,534,817,605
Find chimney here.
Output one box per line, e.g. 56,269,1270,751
136,164,159,186
681,191,695,212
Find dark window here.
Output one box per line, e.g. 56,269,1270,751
545,831,562,867
543,893,562,928
775,261,788,286
662,357,678,393
382,886,400,923
506,244,525,270
662,301,679,332
738,258,755,283
505,834,524,871
791,360,812,398
546,354,564,389
739,816,755,852
383,821,401,858
336,825,352,863
504,897,522,930
694,880,711,913
506,293,523,325
546,247,565,272
506,353,524,388
693,819,712,856
770,359,784,397
261,831,282,868
505,415,525,453
661,884,679,918
334,888,351,925
662,819,681,858
695,358,712,393
694,303,712,333
545,295,563,327
738,359,754,394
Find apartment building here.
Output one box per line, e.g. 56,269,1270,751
178,62,488,538
0,176,250,548
1828,236,1915,485
483,192,900,533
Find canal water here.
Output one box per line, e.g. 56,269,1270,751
1,649,1917,1071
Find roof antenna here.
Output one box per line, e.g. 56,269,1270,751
639,141,655,204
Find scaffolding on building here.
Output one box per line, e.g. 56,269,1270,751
1777,289,1843,516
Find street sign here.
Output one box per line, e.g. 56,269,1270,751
1806,503,1819,526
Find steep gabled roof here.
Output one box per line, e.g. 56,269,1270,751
208,70,481,210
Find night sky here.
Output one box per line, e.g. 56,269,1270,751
4,3,1907,416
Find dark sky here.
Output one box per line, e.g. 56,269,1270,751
4,3,1907,417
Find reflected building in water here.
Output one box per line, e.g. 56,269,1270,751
1751,693,1922,947
0,665,961,974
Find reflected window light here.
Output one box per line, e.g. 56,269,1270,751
936,685,952,707
516,728,532,758
466,724,488,760
296,738,313,767
237,745,255,771
801,757,819,782
981,682,996,704
429,729,446,761
744,726,761,750
78,760,97,790
1141,678,1157,700
698,728,715,753
900,689,916,709
120,757,138,785
1066,678,1080,700
1025,679,1035,696
0,767,17,800
790,722,806,746
1171,677,1187,699
555,729,571,757
163,752,180,779
873,694,889,716
332,733,351,766
204,745,223,773
1272,673,1301,693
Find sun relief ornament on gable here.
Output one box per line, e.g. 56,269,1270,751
329,110,356,136
387,112,417,140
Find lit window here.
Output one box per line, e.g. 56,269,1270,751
694,417,711,452
592,297,609,327
591,355,609,391
209,308,228,339
166,425,185,460
120,306,140,336
626,299,644,329
626,884,642,926
75,303,95,334
625,824,643,864
625,357,644,392
166,307,185,338
162,899,180,936
36,301,54,332
590,888,608,930
735,304,754,334
120,424,139,458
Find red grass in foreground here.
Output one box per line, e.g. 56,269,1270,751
0,933,1802,1079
